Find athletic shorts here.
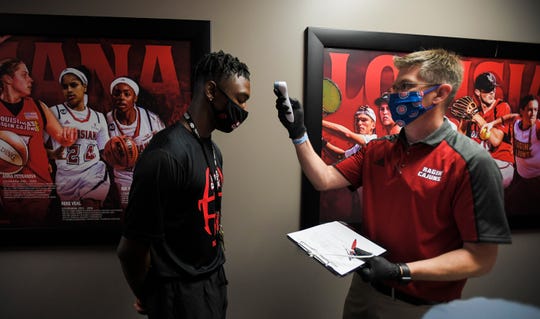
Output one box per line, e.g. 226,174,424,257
145,266,228,319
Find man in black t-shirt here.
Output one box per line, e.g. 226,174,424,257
117,50,251,319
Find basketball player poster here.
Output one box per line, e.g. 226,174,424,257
303,28,540,229
0,13,209,241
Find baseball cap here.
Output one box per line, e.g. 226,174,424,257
474,72,499,92
355,105,376,124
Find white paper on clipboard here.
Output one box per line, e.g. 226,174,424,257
287,221,386,276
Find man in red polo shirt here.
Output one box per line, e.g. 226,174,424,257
275,49,511,319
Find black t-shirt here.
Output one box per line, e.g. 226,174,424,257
123,122,225,278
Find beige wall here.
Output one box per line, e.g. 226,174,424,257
0,1,539,318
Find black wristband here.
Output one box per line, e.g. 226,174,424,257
397,263,412,284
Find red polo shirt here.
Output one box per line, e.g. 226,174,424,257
335,120,511,302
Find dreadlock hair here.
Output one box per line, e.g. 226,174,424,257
192,50,250,92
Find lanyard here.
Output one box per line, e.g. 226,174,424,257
183,111,222,204
183,111,224,247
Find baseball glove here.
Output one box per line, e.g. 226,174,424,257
102,135,139,169
450,96,479,120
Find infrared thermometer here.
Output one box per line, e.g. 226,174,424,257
274,81,294,123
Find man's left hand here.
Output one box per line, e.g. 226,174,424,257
357,256,402,283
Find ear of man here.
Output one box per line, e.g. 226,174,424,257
432,83,453,106
204,80,217,102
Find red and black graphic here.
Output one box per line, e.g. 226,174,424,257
318,48,539,226
0,14,209,241
198,167,223,247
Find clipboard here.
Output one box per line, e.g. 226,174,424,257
287,221,386,276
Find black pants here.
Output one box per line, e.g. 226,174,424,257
145,266,228,319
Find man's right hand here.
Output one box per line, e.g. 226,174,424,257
274,93,307,139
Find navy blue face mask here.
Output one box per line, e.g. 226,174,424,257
383,85,440,127
213,86,249,133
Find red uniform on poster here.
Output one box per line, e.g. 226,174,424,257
0,58,76,226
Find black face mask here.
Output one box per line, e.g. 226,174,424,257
213,86,249,133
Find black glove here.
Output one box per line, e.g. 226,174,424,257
357,256,410,284
274,89,307,139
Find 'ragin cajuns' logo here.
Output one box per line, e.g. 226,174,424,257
198,167,223,247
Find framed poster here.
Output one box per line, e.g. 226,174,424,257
0,13,210,244
303,27,540,230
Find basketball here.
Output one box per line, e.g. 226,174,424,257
0,130,29,174
103,135,139,169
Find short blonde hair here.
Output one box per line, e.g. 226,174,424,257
394,49,463,104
